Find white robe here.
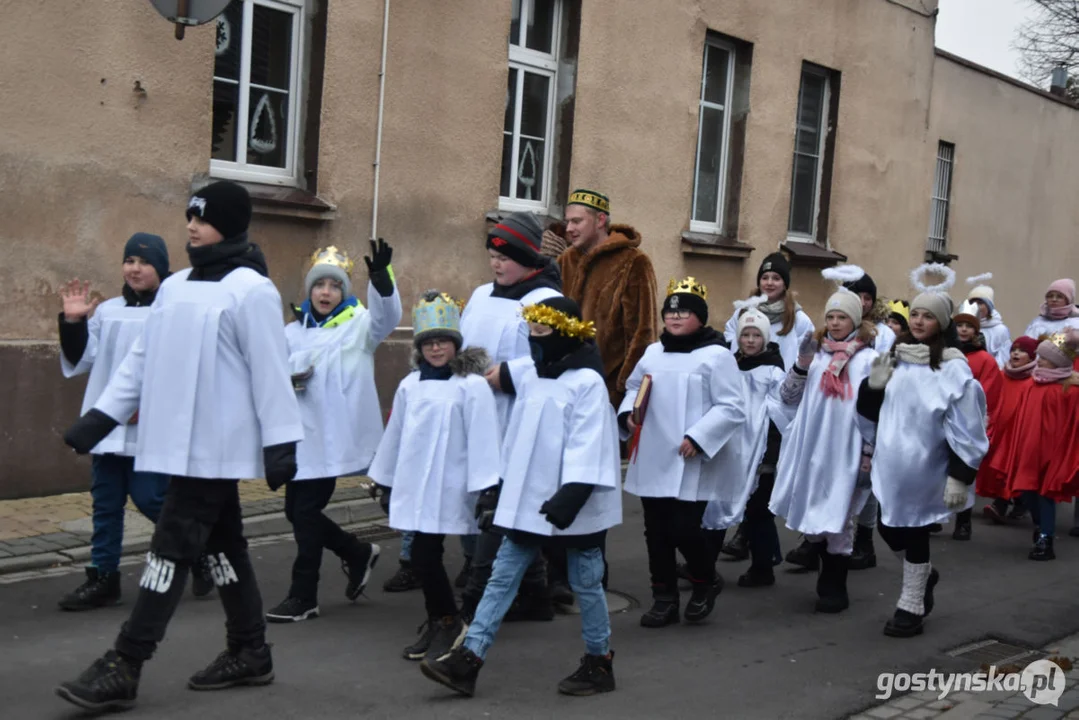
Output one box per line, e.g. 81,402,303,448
980,311,1011,368
865,360,989,527
1023,315,1079,342
496,366,622,538
618,342,744,502
769,346,878,535
703,362,786,529
285,282,402,480
368,372,501,535
61,298,150,456
460,282,562,433
874,322,897,353
724,307,815,371
95,268,303,479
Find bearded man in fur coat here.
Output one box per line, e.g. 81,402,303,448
558,190,658,408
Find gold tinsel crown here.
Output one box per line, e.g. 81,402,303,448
521,304,597,339
1045,331,1079,360
309,246,354,276
666,276,707,300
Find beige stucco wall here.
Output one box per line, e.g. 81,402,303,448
929,54,1079,335
569,0,940,321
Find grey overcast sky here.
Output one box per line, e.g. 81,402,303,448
935,0,1033,80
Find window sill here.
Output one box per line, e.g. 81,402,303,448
191,177,336,221
924,249,959,264
779,240,847,267
680,231,753,260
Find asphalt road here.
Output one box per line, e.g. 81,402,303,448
1,499,1077,720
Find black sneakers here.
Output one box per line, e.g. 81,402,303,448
403,618,443,661
785,538,820,571
737,567,775,587
952,520,972,541
56,650,140,712
58,567,121,611
266,596,320,623
557,652,616,696
1030,534,1056,561
848,525,877,571
426,615,468,661
420,646,484,697
720,527,749,560
383,561,422,592
640,595,679,628
192,555,216,598
884,609,924,637
343,541,381,600
188,645,274,690
684,575,724,622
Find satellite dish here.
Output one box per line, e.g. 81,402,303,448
148,0,231,40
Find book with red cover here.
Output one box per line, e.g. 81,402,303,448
629,374,652,462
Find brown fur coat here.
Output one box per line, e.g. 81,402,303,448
557,225,658,406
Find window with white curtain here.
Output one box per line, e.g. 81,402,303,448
210,0,305,186
500,0,562,212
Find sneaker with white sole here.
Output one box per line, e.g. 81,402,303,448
265,596,319,623
343,541,380,601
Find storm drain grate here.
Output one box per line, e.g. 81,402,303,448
947,639,1046,666
350,524,400,543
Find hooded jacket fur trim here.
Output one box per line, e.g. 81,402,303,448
557,224,658,406
410,346,490,376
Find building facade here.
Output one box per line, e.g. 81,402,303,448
1,0,1075,497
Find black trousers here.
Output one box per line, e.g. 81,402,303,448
116,478,265,662
641,497,713,595
742,473,781,572
285,478,356,602
410,532,458,618
461,528,547,616
877,512,931,564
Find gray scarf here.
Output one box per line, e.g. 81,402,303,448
760,298,802,326
895,343,966,365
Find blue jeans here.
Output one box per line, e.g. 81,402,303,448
1023,491,1057,537
464,538,610,659
399,532,475,564
90,454,169,572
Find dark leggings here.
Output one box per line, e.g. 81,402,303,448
410,532,458,618
877,515,931,564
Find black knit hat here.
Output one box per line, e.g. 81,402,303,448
663,292,708,324
123,232,169,281
186,181,252,240
487,212,545,269
844,272,878,303
757,252,791,289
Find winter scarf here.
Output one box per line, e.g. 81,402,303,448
1040,303,1079,321
121,282,162,307
489,261,562,300
659,326,727,353
1033,365,1075,384
980,310,1003,329
820,335,866,399
894,343,966,365
759,298,787,326
736,342,785,371
1004,359,1036,380
419,360,454,381
187,232,269,281
533,339,605,380
295,296,359,328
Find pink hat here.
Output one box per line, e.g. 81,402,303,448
1047,278,1076,305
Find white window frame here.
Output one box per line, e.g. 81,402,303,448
499,0,563,214
210,0,305,187
786,65,831,244
927,141,955,254
689,38,736,235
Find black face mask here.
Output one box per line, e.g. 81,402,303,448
530,332,577,372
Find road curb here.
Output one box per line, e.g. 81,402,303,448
0,498,385,575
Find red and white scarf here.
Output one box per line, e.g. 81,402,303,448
819,337,866,399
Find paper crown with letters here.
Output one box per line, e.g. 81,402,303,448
567,189,610,215
412,290,463,346
666,276,707,300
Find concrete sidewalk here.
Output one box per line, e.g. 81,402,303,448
0,476,385,574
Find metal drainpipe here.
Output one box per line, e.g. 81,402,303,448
371,0,390,242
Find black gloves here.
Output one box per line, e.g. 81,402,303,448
365,238,395,297
263,442,298,491
63,409,120,454
475,484,502,532
540,483,594,530
369,483,391,515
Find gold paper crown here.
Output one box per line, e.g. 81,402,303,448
309,246,354,276
1045,332,1079,360
567,189,610,214
521,304,597,340
886,299,910,323
666,276,707,300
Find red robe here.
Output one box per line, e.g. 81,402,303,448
977,372,1031,498
1003,381,1079,500
964,348,1003,436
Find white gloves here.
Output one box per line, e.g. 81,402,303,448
943,477,967,511
868,353,896,390
796,331,819,371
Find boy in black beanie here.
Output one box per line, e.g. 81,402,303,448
56,180,303,713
